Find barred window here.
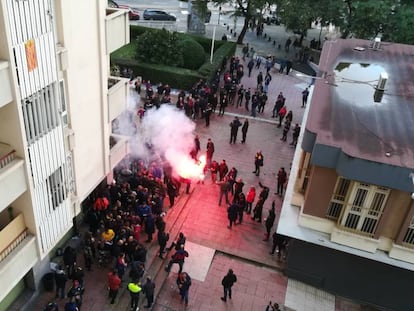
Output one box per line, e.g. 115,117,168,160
403,217,414,246
327,177,350,220
48,166,66,210
21,84,59,144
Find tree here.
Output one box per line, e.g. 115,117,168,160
196,0,273,44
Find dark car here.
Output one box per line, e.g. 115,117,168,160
143,9,176,21
108,0,140,20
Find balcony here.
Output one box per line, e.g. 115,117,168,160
0,144,27,213
109,134,129,170
0,213,37,303
108,76,129,122
389,243,414,264
105,8,130,54
0,60,13,108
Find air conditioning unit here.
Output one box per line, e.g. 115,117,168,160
376,72,388,90
372,37,381,50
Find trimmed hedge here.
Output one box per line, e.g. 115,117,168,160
179,39,206,69
111,26,236,89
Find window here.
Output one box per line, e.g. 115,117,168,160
339,183,389,236
59,80,68,126
403,217,414,246
21,84,60,144
327,177,351,220
48,167,66,210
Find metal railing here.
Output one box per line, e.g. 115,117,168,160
0,143,15,169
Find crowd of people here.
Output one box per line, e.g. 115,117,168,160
42,37,307,311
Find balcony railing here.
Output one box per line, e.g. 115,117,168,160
109,134,129,170
0,213,28,263
0,60,13,108
0,144,15,169
105,8,130,54
0,143,27,212
108,76,129,122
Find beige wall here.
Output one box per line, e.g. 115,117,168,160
303,166,337,218
375,190,412,240
56,0,109,202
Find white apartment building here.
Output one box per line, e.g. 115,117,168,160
0,0,130,309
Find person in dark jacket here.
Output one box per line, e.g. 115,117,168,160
176,272,192,307
221,269,237,302
165,245,189,273
157,229,169,259
142,276,156,308
227,202,238,229
241,118,249,143
55,266,67,299
263,202,276,241
144,213,155,243
229,116,242,144
167,232,186,251
253,150,264,176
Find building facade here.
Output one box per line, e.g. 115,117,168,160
279,38,414,310
0,0,130,309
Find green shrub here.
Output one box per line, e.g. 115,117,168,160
136,29,183,67
130,25,150,41
179,39,206,70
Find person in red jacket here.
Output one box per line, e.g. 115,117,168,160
107,269,121,304
246,186,256,214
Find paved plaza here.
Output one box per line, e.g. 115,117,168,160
15,22,372,311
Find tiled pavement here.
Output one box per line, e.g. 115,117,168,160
18,31,370,311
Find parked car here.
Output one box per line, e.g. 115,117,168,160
108,0,140,20
143,9,176,21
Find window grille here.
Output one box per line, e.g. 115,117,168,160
48,166,66,210
403,217,414,246
327,177,350,219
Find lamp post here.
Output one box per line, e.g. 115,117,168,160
210,25,216,64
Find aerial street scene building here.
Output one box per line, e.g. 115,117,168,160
0,0,413,311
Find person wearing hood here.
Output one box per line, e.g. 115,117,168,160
55,265,67,299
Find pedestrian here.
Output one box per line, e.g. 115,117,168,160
218,159,228,181
276,167,287,196
227,202,238,229
257,71,263,88
253,150,264,176
166,178,178,207
302,87,309,107
264,72,272,93
246,186,256,214
167,232,186,252
67,280,84,309
227,167,238,195
82,232,95,271
142,276,156,308
264,202,276,241
285,38,291,52
220,269,237,302
286,60,292,75
176,272,192,307
277,105,287,128
237,85,245,107
115,252,128,281
247,59,254,77
218,94,228,116
229,116,242,144
210,160,219,183
270,232,287,260
272,92,285,118
165,244,189,274
107,269,121,305
244,88,251,111
127,278,142,311
206,138,215,167
54,265,67,299
290,124,301,147
285,110,293,123
252,196,265,223
242,43,249,60
236,193,246,224
233,178,245,200
217,176,231,206
204,103,212,127
144,213,155,243
239,118,249,144
157,229,170,259
281,120,291,142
